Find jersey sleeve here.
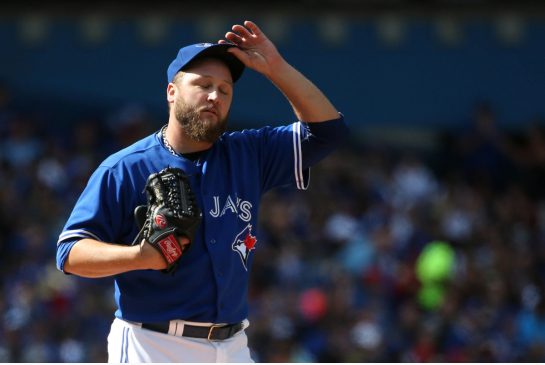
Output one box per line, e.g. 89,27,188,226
56,240,78,273
247,121,309,192
301,114,349,169
250,114,348,192
57,164,131,247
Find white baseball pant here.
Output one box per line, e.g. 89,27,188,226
107,318,254,363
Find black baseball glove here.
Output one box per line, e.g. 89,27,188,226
133,167,202,274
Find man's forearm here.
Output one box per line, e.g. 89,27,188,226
268,59,339,123
64,238,152,278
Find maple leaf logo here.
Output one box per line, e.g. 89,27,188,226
232,224,257,271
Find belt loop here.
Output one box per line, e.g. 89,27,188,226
168,321,176,336
207,324,221,341
171,321,184,337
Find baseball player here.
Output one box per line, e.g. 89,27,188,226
56,20,348,362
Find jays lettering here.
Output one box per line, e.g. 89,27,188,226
209,195,253,222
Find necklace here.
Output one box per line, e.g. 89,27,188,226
161,125,181,157
161,125,204,165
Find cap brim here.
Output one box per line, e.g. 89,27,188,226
183,43,245,83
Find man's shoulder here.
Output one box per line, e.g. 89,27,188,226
216,128,264,149
101,132,160,169
220,123,296,142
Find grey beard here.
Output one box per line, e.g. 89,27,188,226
174,100,228,143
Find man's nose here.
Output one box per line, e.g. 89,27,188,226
208,90,219,102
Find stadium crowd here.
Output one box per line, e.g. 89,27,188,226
0,82,544,362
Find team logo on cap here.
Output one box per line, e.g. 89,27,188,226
232,224,257,271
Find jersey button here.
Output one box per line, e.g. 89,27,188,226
210,239,216,244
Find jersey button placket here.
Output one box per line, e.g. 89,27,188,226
210,238,216,244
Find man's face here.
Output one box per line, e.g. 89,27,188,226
170,58,234,143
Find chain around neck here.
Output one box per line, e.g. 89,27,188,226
161,125,182,157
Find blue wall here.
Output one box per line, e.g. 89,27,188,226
2,17,545,129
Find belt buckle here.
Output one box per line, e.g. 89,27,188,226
207,324,222,341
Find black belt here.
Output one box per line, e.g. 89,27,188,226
141,321,244,341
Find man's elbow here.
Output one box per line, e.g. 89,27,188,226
308,115,350,148
331,117,350,147
56,240,79,274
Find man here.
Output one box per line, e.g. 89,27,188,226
56,20,348,362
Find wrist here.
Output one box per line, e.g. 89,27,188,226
130,244,149,270
136,240,168,270
264,56,290,81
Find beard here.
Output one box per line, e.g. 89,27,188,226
174,98,228,143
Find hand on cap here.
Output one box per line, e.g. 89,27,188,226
219,20,284,79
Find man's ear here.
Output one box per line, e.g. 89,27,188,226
166,83,177,103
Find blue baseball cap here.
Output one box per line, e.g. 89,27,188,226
167,43,245,83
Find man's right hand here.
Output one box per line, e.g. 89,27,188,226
138,237,191,271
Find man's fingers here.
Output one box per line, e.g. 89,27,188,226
224,31,244,45
231,24,254,39
243,20,262,36
224,21,264,47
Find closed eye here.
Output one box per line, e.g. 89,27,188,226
219,86,231,96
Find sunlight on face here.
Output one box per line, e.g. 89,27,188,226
172,58,234,143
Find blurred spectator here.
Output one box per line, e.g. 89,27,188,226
1,117,42,169
456,102,512,190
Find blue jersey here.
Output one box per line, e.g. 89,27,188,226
57,117,347,324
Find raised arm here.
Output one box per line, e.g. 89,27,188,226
221,20,340,123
